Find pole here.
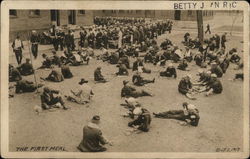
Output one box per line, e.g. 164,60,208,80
28,32,39,93
196,10,204,44
230,11,238,36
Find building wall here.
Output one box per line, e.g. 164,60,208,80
180,10,214,21
94,10,147,18
76,10,94,26
59,10,69,26
9,10,94,41
94,10,214,21
10,10,51,41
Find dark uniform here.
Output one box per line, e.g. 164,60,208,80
194,53,204,67
17,62,34,76
230,53,241,63
121,84,152,98
38,55,53,69
154,108,200,127
178,77,192,95
210,65,223,78
52,53,61,66
116,64,129,76
177,60,188,71
9,66,22,82
40,87,67,110
30,34,39,59
61,65,73,79
160,66,177,78
110,52,119,64
15,80,40,93
132,74,154,86
220,58,230,73
207,78,223,94
221,34,227,49
160,39,172,50
128,108,151,132
94,68,106,82
198,72,211,84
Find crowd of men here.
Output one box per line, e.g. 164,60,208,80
9,16,243,152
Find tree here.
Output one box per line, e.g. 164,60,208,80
196,10,204,44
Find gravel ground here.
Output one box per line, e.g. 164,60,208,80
9,26,244,152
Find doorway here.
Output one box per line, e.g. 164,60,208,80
50,10,60,26
174,10,181,20
68,10,76,25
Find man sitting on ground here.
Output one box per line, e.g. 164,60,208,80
94,67,108,83
66,78,94,105
9,64,22,82
17,58,34,76
132,58,151,73
61,64,73,79
177,59,189,71
77,115,112,152
160,63,177,78
204,74,223,96
178,75,196,100
40,67,64,82
40,87,68,110
128,107,151,132
210,62,223,78
116,62,129,76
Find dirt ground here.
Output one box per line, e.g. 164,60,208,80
9,24,244,152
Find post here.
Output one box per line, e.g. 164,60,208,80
28,33,39,93
196,10,204,44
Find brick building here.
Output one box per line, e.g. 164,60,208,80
10,10,214,41
9,10,94,41
94,10,214,21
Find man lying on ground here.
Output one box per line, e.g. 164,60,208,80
153,102,200,127
132,71,155,86
15,80,43,93
121,80,153,98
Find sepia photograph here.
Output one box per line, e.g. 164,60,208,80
1,0,249,158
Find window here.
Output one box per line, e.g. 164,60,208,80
79,10,85,15
136,10,141,13
30,10,40,16
9,10,17,16
102,10,106,13
119,10,124,13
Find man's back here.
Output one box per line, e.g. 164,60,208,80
82,123,107,152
